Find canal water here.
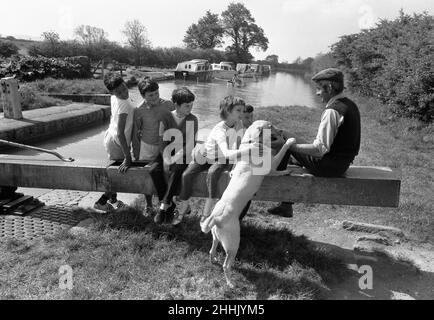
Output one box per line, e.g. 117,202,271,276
3,72,320,161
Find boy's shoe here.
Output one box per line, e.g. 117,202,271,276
154,209,166,224
142,206,156,217
162,202,177,224
93,202,114,212
267,202,293,218
109,200,126,211
171,209,184,225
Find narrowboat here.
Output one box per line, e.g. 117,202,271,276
211,61,236,80
174,59,212,81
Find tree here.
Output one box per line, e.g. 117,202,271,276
122,20,150,66
74,25,110,61
184,11,224,49
74,25,108,46
265,54,279,64
0,40,19,57
293,56,303,64
328,10,434,121
221,3,268,62
41,31,60,57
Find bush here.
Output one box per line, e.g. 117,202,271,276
0,40,19,57
23,78,108,94
331,11,434,122
18,85,69,110
0,56,92,81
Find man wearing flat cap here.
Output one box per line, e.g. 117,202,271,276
268,68,361,217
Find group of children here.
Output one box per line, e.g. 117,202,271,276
95,72,256,226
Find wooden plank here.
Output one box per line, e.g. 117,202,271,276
0,159,401,207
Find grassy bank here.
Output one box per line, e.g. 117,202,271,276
23,78,108,95
0,204,348,300
11,78,108,111
254,97,433,244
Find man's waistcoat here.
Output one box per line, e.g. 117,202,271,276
326,97,361,158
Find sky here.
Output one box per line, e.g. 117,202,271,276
2,0,433,62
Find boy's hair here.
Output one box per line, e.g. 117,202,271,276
219,96,246,120
172,87,195,105
244,104,254,113
138,77,159,95
103,73,124,92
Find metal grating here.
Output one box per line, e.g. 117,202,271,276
0,190,89,241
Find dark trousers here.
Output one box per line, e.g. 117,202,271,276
179,161,232,201
162,163,189,204
146,154,167,201
277,150,353,177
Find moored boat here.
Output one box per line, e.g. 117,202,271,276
174,59,212,81
236,63,271,78
211,61,236,80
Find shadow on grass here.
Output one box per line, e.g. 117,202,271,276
86,207,352,299
83,205,434,300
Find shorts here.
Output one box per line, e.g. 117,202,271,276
139,141,160,161
104,131,124,161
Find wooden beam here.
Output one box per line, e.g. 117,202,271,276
0,158,401,207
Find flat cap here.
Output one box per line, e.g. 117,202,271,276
312,68,344,84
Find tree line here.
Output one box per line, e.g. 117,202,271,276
311,10,433,122
0,2,271,68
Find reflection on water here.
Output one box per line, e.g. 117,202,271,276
3,72,320,161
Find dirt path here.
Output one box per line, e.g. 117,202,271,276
264,212,434,300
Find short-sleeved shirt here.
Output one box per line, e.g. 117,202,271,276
202,120,244,161
106,95,135,146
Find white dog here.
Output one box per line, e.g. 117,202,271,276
200,120,296,288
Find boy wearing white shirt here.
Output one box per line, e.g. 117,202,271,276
94,73,135,211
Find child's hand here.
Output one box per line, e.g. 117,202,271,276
119,157,132,173
284,138,296,148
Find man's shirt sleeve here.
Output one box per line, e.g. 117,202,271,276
313,109,344,157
